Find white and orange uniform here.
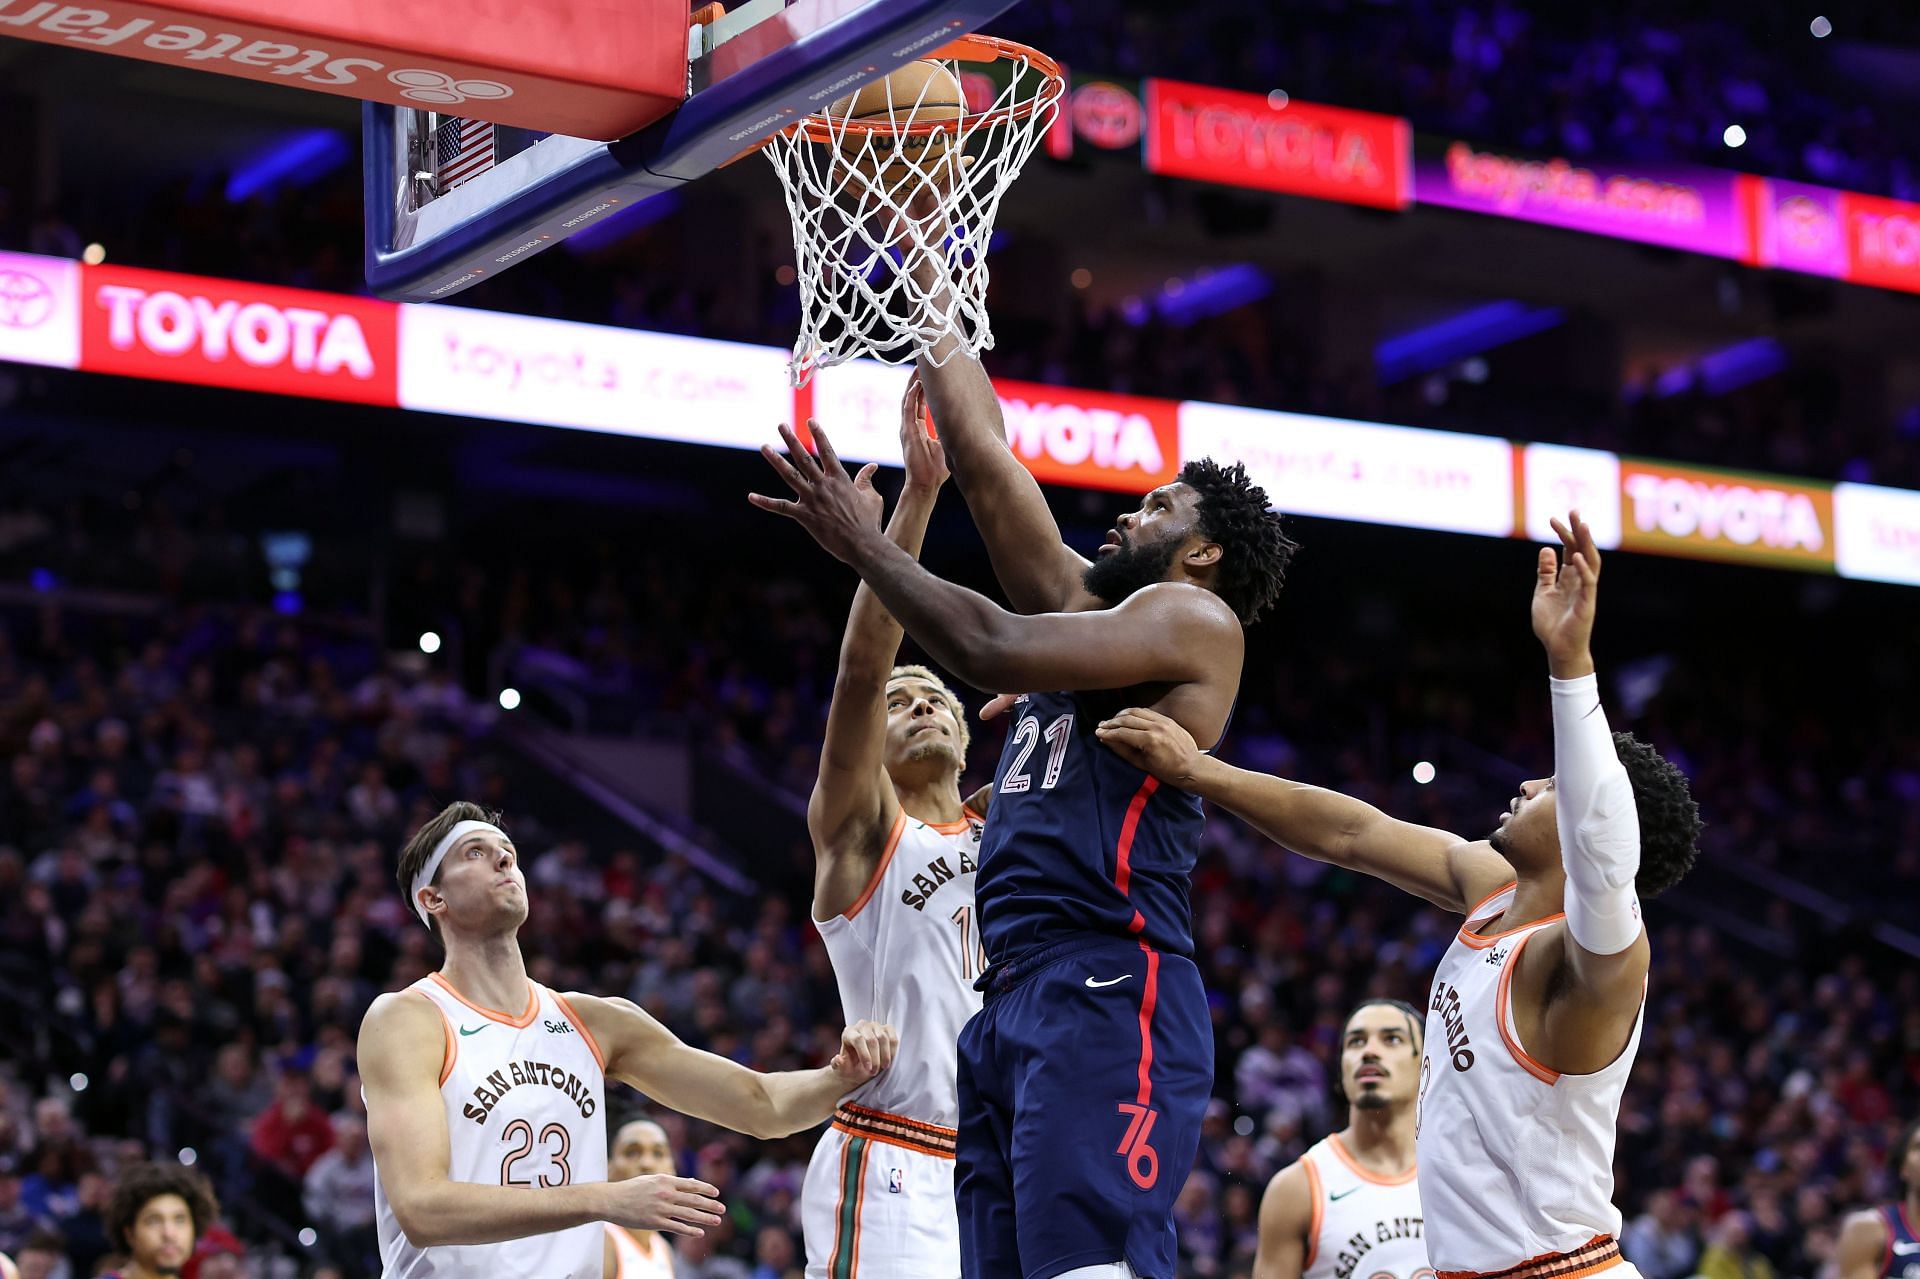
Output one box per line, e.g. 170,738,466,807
1299,1133,1429,1279
1415,886,1644,1279
803,808,985,1279
374,973,609,1279
606,1224,676,1278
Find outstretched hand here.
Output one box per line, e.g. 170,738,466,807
750,422,885,564
898,377,949,493
1532,511,1600,679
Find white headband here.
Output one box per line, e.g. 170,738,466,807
413,820,509,928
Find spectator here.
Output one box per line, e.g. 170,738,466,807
1696,1212,1775,1279
1624,1189,1700,1279
98,1162,217,1279
300,1115,376,1276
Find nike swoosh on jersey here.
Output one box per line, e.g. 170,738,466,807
459,1024,488,1036
1330,1188,1360,1201
1084,975,1131,989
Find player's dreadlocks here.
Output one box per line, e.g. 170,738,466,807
1179,458,1299,625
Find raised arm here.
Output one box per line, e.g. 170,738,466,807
911,259,1093,614
358,993,723,1246
809,380,945,911
753,424,1239,711
1095,708,1510,913
571,993,897,1140
1522,513,1652,1067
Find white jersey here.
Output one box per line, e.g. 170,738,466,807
814,807,984,1127
1416,886,1642,1279
804,807,982,1279
1299,1134,1429,1279
607,1224,676,1279
375,974,608,1279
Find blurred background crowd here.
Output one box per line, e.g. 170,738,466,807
1,1,1918,1277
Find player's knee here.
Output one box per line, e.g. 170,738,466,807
1053,1264,1137,1279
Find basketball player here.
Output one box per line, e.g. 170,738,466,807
100,1161,219,1279
1095,513,1702,1279
605,1118,680,1279
799,377,988,1278
1255,1001,1428,1279
751,400,1295,1277
1837,1118,1920,1279
361,804,900,1278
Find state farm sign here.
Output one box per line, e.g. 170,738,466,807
1620,461,1833,570
994,380,1180,493
1144,80,1411,209
81,265,398,404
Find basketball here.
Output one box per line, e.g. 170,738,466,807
828,59,969,199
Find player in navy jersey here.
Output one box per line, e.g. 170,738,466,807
1839,1118,1920,1279
751,346,1295,1279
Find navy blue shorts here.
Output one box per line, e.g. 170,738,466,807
955,935,1213,1279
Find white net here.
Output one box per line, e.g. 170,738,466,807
762,39,1064,386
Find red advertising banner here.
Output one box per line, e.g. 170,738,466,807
0,0,684,140
1839,191,1920,295
81,264,400,405
994,379,1182,493
1143,80,1411,209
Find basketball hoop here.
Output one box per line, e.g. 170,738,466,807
763,34,1064,386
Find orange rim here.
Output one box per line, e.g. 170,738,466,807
786,35,1064,144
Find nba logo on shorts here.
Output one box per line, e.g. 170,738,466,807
888,1168,904,1194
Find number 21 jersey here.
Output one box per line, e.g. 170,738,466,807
977,690,1206,965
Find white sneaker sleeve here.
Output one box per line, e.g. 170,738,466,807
1551,673,1643,955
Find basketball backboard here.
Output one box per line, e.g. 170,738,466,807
364,0,1027,302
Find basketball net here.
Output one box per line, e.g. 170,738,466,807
763,38,1064,387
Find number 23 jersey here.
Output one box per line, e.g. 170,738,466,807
978,690,1206,965
374,973,608,1279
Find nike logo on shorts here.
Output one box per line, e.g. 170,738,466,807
1084,975,1131,989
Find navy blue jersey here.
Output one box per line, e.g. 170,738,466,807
977,690,1206,964
1882,1205,1920,1279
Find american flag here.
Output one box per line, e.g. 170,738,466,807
434,116,495,191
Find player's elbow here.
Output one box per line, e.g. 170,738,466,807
388,1193,446,1248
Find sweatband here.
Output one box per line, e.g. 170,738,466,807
1551,674,1643,955
413,820,508,928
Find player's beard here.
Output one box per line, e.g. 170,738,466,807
1352,1087,1391,1111
1082,535,1182,605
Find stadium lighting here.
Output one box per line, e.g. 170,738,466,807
1723,124,1748,148
1810,15,1832,37
419,631,442,654
69,1073,88,1092
178,1148,197,1166
82,243,106,265
499,688,522,710
299,1228,319,1247
1413,761,1436,784
1071,267,1092,289
1267,89,1290,109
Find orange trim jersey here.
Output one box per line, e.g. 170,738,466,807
1415,887,1642,1276
606,1224,676,1279
804,809,983,1278
813,808,984,1127
374,976,608,1278
1299,1134,1429,1279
